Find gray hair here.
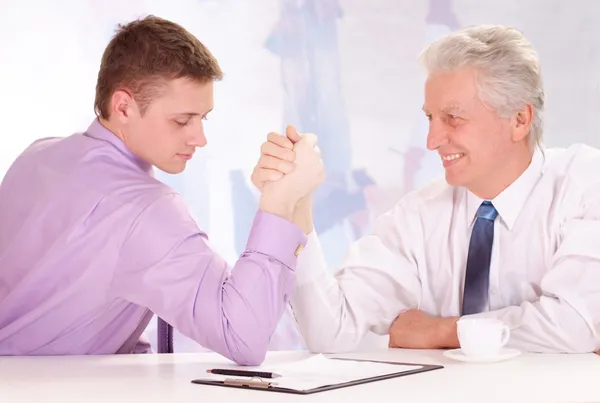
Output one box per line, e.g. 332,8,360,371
419,25,545,148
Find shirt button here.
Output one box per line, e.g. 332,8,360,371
295,244,304,256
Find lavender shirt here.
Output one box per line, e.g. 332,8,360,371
0,119,306,365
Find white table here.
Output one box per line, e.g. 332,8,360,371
1,349,599,402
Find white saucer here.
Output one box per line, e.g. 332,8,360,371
443,348,521,363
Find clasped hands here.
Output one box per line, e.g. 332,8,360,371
252,125,325,234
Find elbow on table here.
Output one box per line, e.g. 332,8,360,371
225,338,269,367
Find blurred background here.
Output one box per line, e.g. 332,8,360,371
1,0,599,352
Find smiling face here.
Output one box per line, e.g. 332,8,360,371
106,77,214,174
423,67,532,198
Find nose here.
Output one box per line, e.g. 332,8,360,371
189,121,207,148
426,118,449,151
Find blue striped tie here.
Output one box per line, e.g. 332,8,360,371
462,201,498,315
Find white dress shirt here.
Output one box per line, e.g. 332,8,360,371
291,144,600,354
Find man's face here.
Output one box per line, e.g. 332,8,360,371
423,67,518,195
122,77,214,174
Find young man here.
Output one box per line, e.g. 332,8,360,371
252,25,600,354
0,16,325,365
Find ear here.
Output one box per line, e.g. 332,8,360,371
512,103,534,143
109,90,139,124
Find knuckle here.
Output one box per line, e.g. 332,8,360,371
275,148,286,158
259,155,271,167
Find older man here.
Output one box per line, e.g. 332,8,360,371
252,25,600,354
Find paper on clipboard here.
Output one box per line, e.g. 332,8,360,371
196,354,424,391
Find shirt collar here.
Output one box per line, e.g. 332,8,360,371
466,147,545,230
83,118,153,175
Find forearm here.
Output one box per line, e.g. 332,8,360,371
113,210,306,366
289,232,364,353
292,274,364,353
202,249,297,365
194,211,305,365
290,231,420,353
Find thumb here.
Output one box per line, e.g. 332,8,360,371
285,125,302,144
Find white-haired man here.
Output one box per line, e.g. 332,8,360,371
251,25,600,354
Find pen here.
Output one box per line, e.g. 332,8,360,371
206,369,281,378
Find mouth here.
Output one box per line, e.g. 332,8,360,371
440,152,466,167
177,153,194,161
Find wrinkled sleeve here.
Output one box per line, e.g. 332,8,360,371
110,193,306,365
290,200,423,353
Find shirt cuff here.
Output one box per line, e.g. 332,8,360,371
245,211,307,270
295,231,330,286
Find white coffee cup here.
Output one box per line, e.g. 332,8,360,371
457,318,510,356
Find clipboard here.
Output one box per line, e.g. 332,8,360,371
191,357,443,395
